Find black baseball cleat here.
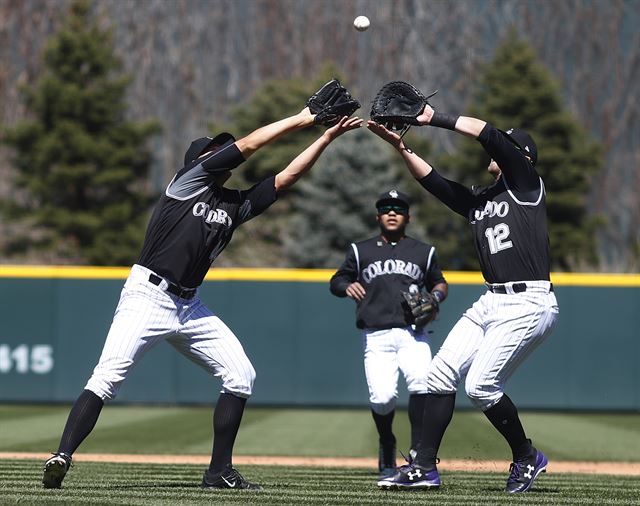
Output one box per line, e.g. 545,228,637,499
378,440,397,479
42,452,72,489
202,465,263,490
377,462,441,490
506,447,548,493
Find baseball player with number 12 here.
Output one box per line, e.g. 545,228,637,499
369,94,559,493
41,84,362,491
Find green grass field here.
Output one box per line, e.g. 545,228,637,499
3,460,640,505
1,405,639,505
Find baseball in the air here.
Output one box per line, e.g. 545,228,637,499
353,15,370,31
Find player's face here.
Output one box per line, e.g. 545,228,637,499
488,159,502,179
376,205,409,233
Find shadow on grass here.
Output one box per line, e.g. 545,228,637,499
481,485,561,494
523,487,561,494
75,481,301,490
76,481,200,490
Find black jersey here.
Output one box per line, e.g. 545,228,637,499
418,123,550,283
138,143,277,288
330,236,446,329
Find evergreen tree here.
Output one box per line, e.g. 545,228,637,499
214,64,359,267
2,0,160,265
285,129,412,268
215,63,346,188
436,30,603,271
207,67,437,268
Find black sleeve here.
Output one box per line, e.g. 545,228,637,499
167,144,245,198
330,246,358,297
418,170,476,218
425,247,446,289
237,175,278,224
477,123,540,193
200,143,245,173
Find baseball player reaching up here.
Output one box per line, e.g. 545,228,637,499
330,190,448,479
369,105,559,493
41,101,362,490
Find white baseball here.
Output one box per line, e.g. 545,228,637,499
353,15,370,32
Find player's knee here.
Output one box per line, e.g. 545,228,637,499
405,373,429,394
84,358,134,401
370,398,396,415
84,377,120,401
368,383,397,413
221,362,256,398
465,381,501,410
246,363,256,391
426,360,458,394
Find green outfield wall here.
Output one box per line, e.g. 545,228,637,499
0,267,638,410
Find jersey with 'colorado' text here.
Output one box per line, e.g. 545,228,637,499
138,143,277,288
330,236,445,329
418,123,550,284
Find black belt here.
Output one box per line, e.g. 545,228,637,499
487,282,553,294
148,273,196,299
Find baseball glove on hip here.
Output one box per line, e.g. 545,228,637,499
307,79,361,127
401,285,439,329
370,81,437,136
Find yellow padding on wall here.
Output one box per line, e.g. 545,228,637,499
0,265,638,286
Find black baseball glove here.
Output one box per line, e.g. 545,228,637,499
401,285,440,329
307,79,361,127
370,81,438,136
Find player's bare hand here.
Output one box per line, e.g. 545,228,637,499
324,116,363,141
367,120,403,149
415,104,435,125
345,281,366,302
299,106,316,126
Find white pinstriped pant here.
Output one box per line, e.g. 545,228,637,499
85,264,255,401
426,281,559,411
363,326,432,415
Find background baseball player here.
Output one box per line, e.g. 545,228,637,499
330,190,448,479
369,100,559,493
41,85,362,490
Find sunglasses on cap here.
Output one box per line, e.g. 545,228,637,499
377,205,409,215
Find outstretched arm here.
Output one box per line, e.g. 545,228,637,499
366,120,435,179
275,116,362,192
367,120,476,217
417,105,538,192
416,104,486,139
235,107,316,159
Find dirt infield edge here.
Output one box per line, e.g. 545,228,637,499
3,452,640,476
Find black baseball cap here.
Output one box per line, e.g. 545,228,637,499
183,132,236,165
375,189,411,210
499,128,538,166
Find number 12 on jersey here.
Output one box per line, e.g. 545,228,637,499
485,223,513,254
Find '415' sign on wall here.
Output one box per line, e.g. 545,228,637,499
0,344,54,374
